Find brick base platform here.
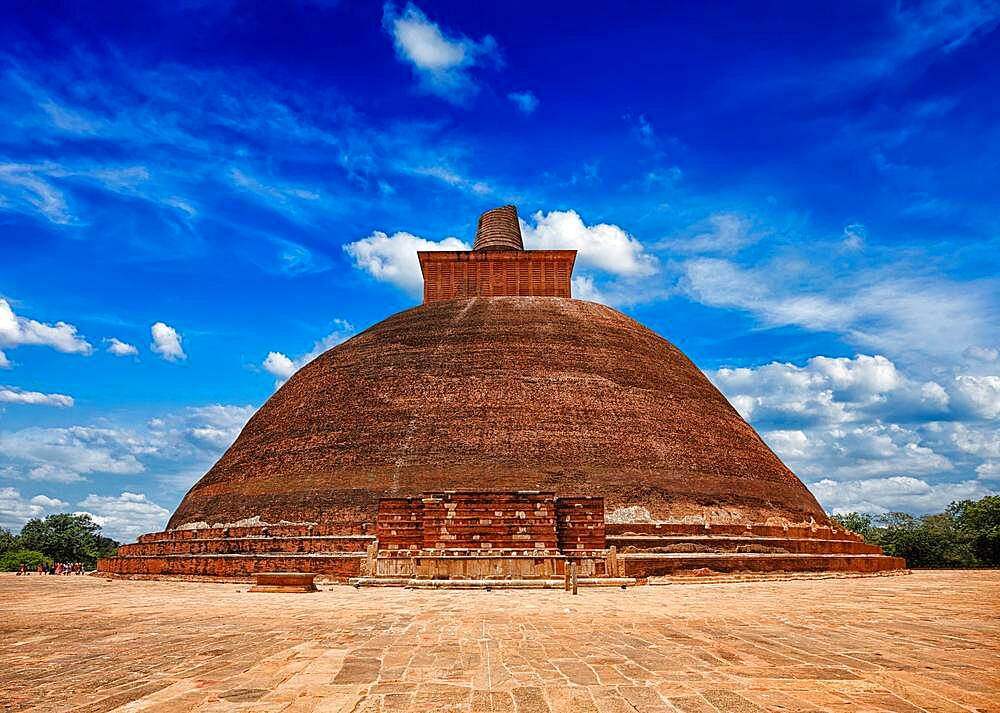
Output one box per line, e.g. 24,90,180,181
98,495,906,583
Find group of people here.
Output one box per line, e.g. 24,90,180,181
16,562,85,575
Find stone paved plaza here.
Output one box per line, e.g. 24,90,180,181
1,571,997,713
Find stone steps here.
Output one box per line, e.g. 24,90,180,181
606,522,864,541
607,534,883,555
349,577,639,589
97,552,367,580
116,535,375,557
619,552,906,577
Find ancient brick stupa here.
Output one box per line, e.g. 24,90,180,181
99,206,904,583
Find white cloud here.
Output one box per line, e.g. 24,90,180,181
951,375,1000,419
976,462,1000,480
0,386,74,408
964,345,999,362
809,476,993,515
105,337,138,357
663,213,759,254
950,423,1000,458
521,210,657,277
262,321,355,387
508,90,538,114
262,351,296,380
842,223,866,250
0,163,72,224
228,167,322,221
0,426,147,478
180,404,255,449
681,259,996,362
0,298,92,356
76,492,170,542
383,3,499,102
571,276,607,304
150,322,186,362
710,354,902,426
409,165,493,196
344,230,470,296
0,351,10,369
0,487,70,531
0,404,254,490
30,494,67,508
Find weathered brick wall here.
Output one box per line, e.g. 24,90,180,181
604,523,864,542
168,298,833,532
418,251,576,303
473,205,523,252
98,553,365,579
621,553,907,577
556,497,606,550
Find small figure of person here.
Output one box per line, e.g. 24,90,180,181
36,563,44,575
17,563,27,576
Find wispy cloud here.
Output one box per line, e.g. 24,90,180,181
0,386,74,408
508,90,538,114
382,3,500,103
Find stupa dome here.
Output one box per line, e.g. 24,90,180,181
169,296,827,529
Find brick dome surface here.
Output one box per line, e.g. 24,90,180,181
168,297,828,529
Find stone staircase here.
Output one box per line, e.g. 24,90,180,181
97,524,374,581
607,523,905,576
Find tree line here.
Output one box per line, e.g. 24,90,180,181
833,495,999,568
0,513,120,571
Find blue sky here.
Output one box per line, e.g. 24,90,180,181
1,0,998,540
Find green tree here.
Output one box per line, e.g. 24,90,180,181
831,512,874,539
0,527,17,555
0,549,53,572
950,496,1000,566
17,514,119,566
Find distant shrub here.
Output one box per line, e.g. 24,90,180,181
0,549,53,572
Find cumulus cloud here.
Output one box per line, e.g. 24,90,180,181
383,3,499,102
0,351,10,369
262,352,296,380
521,210,657,277
262,320,355,387
0,386,74,408
711,354,903,426
104,337,138,357
809,476,993,515
0,487,70,531
344,230,470,296
508,90,538,114
76,492,170,541
976,462,1000,480
0,297,92,357
0,404,253,488
708,352,1000,513
150,322,186,362
951,375,1000,419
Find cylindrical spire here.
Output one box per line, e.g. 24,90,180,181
473,205,523,251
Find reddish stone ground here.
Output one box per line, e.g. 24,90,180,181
1,571,997,712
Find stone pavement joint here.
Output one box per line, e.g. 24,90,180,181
0,571,997,712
